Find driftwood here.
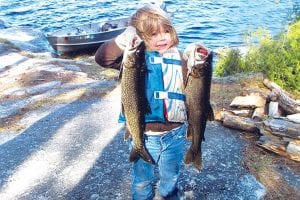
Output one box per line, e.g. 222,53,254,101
286,113,300,124
218,78,300,162
252,106,266,122
230,94,266,109
264,79,300,114
268,101,284,117
256,118,300,162
228,109,253,118
261,118,300,139
287,141,300,160
222,111,258,132
257,135,300,162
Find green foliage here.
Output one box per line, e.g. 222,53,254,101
215,48,245,76
215,20,300,92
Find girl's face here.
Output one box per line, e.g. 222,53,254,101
145,29,172,55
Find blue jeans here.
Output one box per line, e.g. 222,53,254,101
129,124,186,200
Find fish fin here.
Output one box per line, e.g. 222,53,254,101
139,147,155,164
124,127,131,140
118,64,123,81
186,127,192,140
184,147,195,164
184,147,203,172
207,103,215,121
193,151,203,172
129,148,140,163
129,146,155,164
184,72,191,89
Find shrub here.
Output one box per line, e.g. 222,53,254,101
215,20,300,93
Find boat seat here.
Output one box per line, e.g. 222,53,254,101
101,22,118,32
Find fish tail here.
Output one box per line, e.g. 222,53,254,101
129,148,140,163
184,147,195,164
129,147,155,164
194,152,203,172
185,147,203,172
207,103,215,121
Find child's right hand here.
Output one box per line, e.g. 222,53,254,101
115,26,142,50
183,42,210,71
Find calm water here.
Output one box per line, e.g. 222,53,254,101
0,0,299,50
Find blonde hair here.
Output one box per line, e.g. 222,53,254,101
130,5,179,47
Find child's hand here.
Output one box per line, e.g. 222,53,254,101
115,26,142,50
183,42,210,70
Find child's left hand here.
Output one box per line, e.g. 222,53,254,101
115,26,142,50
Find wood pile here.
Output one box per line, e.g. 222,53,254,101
216,79,300,162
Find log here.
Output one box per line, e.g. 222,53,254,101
222,111,258,132
263,79,289,94
286,113,300,124
263,79,300,114
257,122,300,161
230,94,266,109
258,134,287,152
252,106,266,122
263,118,300,139
228,109,253,118
268,101,283,117
286,141,300,160
272,89,300,114
268,92,278,102
257,135,300,162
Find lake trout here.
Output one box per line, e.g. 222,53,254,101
121,41,154,164
184,44,214,172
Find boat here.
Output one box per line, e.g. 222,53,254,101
46,1,167,55
46,17,129,54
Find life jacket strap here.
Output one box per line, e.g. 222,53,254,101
154,91,186,101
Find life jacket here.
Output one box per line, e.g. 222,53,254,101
119,47,187,123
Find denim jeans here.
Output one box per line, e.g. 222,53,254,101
129,124,186,200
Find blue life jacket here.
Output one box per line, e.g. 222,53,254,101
119,47,187,123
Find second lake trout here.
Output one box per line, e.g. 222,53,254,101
184,44,214,171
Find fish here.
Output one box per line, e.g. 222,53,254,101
121,41,154,164
184,45,214,172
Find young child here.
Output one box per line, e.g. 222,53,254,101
95,4,201,200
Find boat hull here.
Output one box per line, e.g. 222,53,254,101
46,17,129,54
47,28,126,54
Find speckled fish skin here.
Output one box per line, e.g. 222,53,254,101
184,51,214,172
121,42,154,164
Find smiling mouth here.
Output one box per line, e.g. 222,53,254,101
156,44,168,49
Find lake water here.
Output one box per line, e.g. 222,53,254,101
0,0,299,50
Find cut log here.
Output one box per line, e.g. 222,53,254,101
214,111,224,122
252,106,266,122
286,141,300,160
222,111,258,132
263,118,300,139
268,101,283,117
228,109,253,118
230,94,266,109
263,79,294,97
258,134,287,152
268,92,278,102
286,113,300,124
272,89,300,114
257,135,300,162
263,79,300,114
